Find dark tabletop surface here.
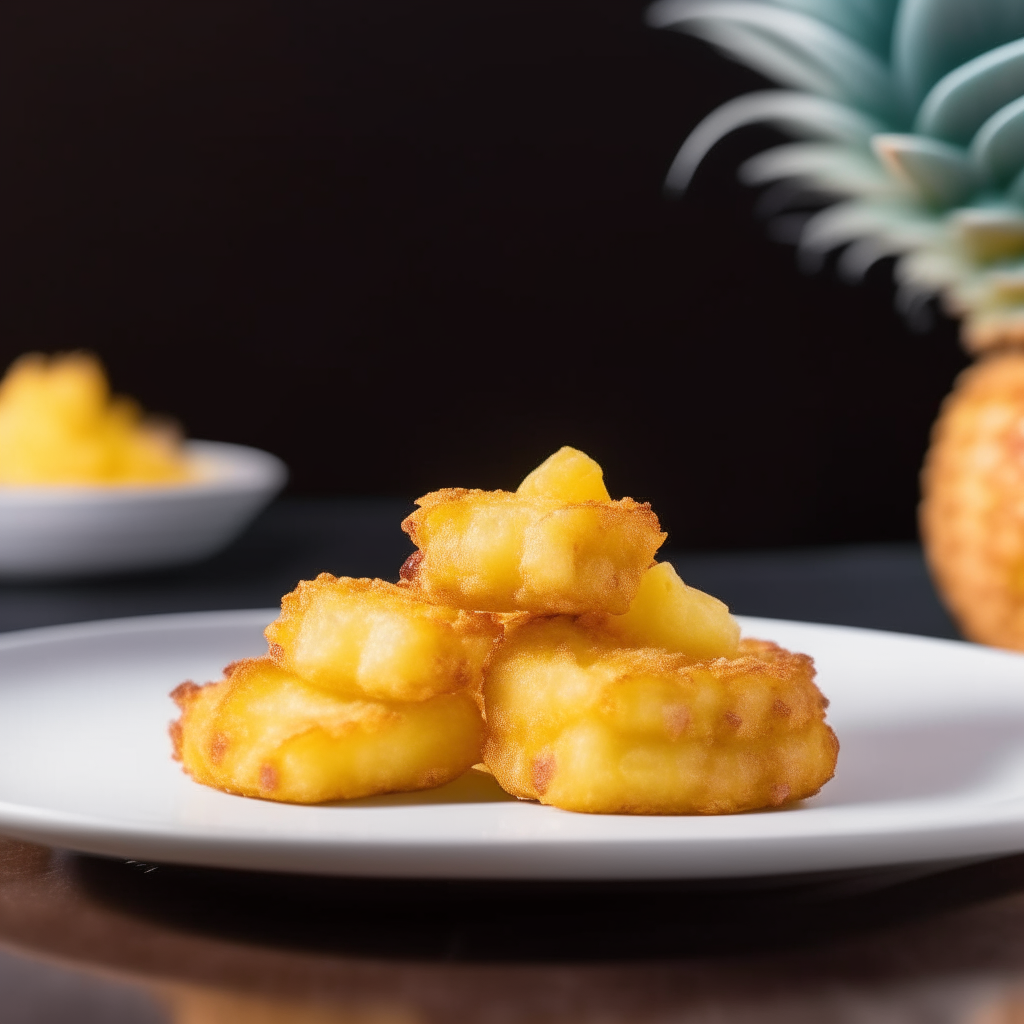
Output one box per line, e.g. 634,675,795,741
0,498,1005,1024
0,497,962,639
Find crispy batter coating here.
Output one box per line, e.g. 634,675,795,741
171,658,484,803
0,351,189,485
482,617,838,815
400,448,666,615
265,574,501,702
169,445,837,814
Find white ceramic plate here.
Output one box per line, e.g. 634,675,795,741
0,610,1022,880
0,441,287,578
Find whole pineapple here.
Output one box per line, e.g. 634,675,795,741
651,0,1024,649
921,352,1024,648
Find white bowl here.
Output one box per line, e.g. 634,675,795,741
0,440,287,579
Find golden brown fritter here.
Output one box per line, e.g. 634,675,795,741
482,617,838,815
265,574,501,702
171,577,496,803
169,446,838,814
400,448,666,615
172,658,484,804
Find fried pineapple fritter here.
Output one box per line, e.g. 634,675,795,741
172,659,484,803
482,618,838,815
171,578,496,802
265,574,500,702
401,447,666,614
169,445,838,813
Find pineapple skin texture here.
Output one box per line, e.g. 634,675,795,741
401,489,666,615
921,352,1024,650
482,618,837,815
265,574,501,702
171,659,484,803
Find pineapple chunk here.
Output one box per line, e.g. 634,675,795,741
265,575,500,702
401,449,666,614
171,659,484,803
517,446,611,502
482,617,837,815
595,562,740,659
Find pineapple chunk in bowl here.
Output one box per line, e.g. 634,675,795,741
0,439,287,579
0,352,286,578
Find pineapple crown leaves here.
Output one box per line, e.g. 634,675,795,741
648,0,1024,352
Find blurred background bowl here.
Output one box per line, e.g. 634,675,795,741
0,441,287,579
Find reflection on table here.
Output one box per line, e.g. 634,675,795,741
5,838,1024,1023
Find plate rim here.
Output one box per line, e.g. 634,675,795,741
0,609,1022,880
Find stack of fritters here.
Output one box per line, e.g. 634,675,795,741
172,447,838,813
172,579,498,802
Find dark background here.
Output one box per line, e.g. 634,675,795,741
0,0,969,548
